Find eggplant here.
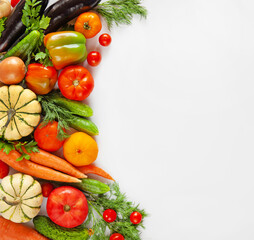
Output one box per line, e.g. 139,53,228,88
0,0,49,53
44,0,101,34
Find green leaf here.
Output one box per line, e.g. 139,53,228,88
0,17,7,38
39,15,50,30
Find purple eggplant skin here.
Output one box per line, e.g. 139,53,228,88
44,0,101,34
0,0,49,53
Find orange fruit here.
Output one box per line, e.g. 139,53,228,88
63,132,98,166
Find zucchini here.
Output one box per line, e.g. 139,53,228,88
70,116,99,136
3,30,40,64
48,94,93,118
34,216,90,240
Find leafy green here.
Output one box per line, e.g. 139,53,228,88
21,0,51,65
96,0,147,30
0,139,39,161
85,182,148,239
0,17,7,38
22,0,50,34
38,94,72,140
34,49,53,67
15,141,39,161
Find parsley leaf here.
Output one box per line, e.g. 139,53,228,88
35,49,53,67
0,17,7,38
0,141,15,154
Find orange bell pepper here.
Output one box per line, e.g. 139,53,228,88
25,63,58,95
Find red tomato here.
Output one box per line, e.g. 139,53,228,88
130,211,142,224
103,209,117,223
47,186,88,228
110,233,125,240
87,51,101,67
58,65,94,101
41,183,54,198
99,34,112,47
34,121,64,152
11,0,21,7
0,160,9,179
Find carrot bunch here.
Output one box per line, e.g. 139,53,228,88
0,148,86,183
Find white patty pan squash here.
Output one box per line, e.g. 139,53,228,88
0,85,42,140
0,173,43,223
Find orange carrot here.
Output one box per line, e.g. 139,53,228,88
77,164,115,181
0,216,48,240
21,148,87,179
0,149,81,183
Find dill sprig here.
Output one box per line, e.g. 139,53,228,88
85,182,148,239
96,0,147,30
38,95,72,140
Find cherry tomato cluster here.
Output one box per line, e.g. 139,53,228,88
73,12,112,67
103,209,143,239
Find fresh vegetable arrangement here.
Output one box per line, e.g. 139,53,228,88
0,0,148,239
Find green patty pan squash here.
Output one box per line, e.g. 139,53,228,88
44,31,87,70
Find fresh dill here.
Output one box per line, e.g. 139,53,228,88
96,0,147,30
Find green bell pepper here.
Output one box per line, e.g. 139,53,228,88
44,31,87,70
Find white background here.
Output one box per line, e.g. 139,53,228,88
4,0,254,239
91,0,254,239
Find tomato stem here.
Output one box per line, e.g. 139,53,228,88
73,80,79,87
83,22,91,30
64,204,71,212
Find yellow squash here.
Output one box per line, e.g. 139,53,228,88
0,85,41,140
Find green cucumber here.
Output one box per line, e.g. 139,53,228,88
73,178,110,194
3,30,40,64
54,178,110,194
70,116,99,136
48,94,93,118
33,216,90,240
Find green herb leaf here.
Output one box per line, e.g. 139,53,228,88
39,15,50,30
96,0,147,30
35,49,53,67
14,140,39,161
0,140,15,154
86,182,148,239
0,17,7,38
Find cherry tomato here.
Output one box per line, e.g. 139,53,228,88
11,0,20,7
47,186,88,228
34,121,64,152
99,34,112,47
130,211,142,224
0,160,9,179
103,209,117,223
41,183,54,198
74,12,102,39
58,65,94,101
87,51,101,67
0,57,26,85
110,233,125,240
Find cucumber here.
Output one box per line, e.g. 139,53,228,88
55,178,110,194
48,94,93,117
73,178,110,194
3,30,41,64
33,216,89,240
70,116,99,136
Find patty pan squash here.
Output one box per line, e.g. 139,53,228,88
0,85,41,140
0,173,43,223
